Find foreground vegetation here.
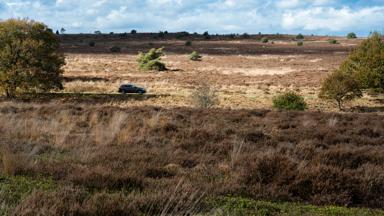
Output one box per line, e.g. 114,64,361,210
0,104,383,214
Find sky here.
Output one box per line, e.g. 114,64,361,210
0,0,383,36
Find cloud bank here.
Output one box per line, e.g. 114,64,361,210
0,0,383,36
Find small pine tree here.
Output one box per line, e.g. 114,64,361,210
137,48,166,71
190,51,202,61
261,37,269,43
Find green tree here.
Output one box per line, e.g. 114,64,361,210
296,33,304,40
319,70,362,110
340,32,384,90
347,32,357,39
0,19,65,97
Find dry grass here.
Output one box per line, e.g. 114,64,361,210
0,103,383,214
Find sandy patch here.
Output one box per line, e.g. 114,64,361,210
198,66,295,76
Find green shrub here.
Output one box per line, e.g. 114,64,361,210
191,83,218,108
137,48,166,71
110,46,121,53
185,41,192,46
296,33,304,40
297,41,303,46
272,92,307,111
339,32,384,90
190,51,202,61
319,70,362,110
176,31,189,39
329,39,338,44
261,37,269,43
88,41,95,47
347,32,357,39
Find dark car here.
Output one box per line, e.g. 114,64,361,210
118,84,146,94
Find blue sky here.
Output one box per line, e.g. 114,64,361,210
0,0,383,36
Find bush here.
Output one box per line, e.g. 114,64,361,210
185,41,192,46
347,32,357,39
261,37,269,43
191,83,218,108
296,33,304,40
0,19,65,97
110,46,121,53
203,31,210,40
137,48,166,71
319,70,362,110
272,92,307,111
297,41,303,46
88,41,95,47
339,32,384,90
176,31,189,39
190,51,202,61
329,39,338,44
131,29,137,34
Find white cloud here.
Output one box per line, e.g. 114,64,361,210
282,6,384,32
0,0,382,35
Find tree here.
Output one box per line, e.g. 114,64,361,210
340,32,384,90
0,19,65,97
319,70,362,110
296,33,304,40
347,32,357,39
60,27,66,34
131,29,137,34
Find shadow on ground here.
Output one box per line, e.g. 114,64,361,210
0,93,169,104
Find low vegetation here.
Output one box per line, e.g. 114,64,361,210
272,92,307,111
297,41,303,46
0,105,383,214
185,41,192,46
137,48,166,71
110,46,121,53
261,37,269,43
190,51,202,61
191,82,218,108
329,39,338,44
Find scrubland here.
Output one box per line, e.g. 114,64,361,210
1,34,384,215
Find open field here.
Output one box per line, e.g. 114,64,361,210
57,35,383,111
1,34,384,215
